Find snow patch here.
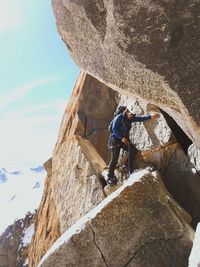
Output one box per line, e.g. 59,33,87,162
6,231,12,239
191,167,197,174
22,224,34,246
102,169,108,182
23,258,29,266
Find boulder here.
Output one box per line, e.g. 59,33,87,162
52,0,200,147
38,170,194,267
51,135,106,233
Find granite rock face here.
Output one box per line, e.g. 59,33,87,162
28,158,61,267
38,170,194,267
51,135,106,233
0,212,35,267
52,0,200,147
51,72,117,233
115,96,200,228
28,72,116,266
55,71,117,164
27,71,200,266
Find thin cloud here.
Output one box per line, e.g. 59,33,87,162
19,99,66,115
0,99,66,120
0,1,22,33
0,113,61,162
1,114,60,125
0,77,67,163
0,78,55,112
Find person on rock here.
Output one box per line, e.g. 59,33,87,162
107,107,159,185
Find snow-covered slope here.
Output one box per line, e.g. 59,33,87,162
0,160,45,234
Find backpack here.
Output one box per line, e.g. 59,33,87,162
108,106,127,133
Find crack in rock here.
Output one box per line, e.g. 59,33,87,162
89,224,109,267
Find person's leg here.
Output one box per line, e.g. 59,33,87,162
122,142,137,175
108,139,121,178
121,143,129,172
128,143,134,174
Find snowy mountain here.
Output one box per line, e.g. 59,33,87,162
10,170,22,175
30,166,45,173
0,161,45,234
0,168,7,183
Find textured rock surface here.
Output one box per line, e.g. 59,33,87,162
39,170,194,267
51,135,106,233
28,72,116,266
115,97,200,228
0,212,35,267
50,72,118,233
55,71,117,164
26,69,200,266
52,0,200,147
28,158,61,267
189,223,200,267
120,96,176,151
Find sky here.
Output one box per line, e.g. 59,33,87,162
0,0,79,166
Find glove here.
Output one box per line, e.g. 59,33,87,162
150,111,160,119
122,137,128,145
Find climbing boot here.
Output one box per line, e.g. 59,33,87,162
107,174,118,185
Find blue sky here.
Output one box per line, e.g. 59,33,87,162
0,0,79,165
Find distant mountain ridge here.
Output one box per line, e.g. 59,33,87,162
0,168,7,183
30,166,45,173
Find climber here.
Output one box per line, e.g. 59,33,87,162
107,107,159,185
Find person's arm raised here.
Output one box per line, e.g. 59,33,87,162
133,112,159,122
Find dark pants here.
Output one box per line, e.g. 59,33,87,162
108,137,137,177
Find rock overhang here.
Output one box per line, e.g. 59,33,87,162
52,0,200,147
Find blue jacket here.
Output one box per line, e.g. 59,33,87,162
112,113,151,141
